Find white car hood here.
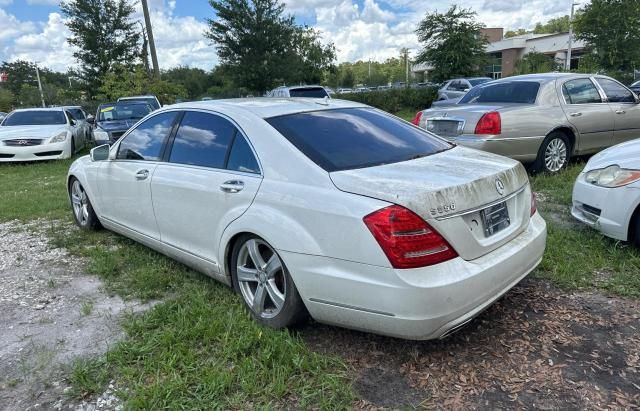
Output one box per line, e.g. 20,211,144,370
586,138,640,170
0,125,68,141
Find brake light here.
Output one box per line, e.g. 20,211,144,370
531,191,537,216
412,111,423,126
363,205,458,269
474,111,501,135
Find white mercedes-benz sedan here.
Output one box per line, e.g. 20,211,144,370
67,98,547,340
572,139,640,246
0,108,85,162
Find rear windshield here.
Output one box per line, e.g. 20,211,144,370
289,88,328,98
266,108,452,172
3,110,66,126
469,78,491,86
459,81,540,104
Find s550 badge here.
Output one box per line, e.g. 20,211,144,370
430,203,456,216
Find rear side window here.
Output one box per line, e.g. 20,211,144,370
117,112,178,161
266,108,452,172
289,88,329,98
596,78,635,103
168,111,236,169
460,81,540,104
227,136,260,174
562,79,602,104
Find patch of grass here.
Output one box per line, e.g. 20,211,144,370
80,299,94,316
531,162,640,297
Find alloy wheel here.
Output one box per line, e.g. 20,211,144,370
70,180,89,226
236,238,286,319
544,138,567,172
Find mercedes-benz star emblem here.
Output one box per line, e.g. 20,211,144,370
495,179,505,196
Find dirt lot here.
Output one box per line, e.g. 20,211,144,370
1,214,639,409
305,279,640,409
0,221,151,411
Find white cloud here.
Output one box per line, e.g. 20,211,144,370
26,0,60,5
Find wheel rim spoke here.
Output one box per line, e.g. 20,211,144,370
246,239,266,270
264,254,282,278
236,266,258,283
252,283,267,314
265,279,285,309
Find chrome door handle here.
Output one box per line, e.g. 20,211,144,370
616,110,626,114
569,112,582,117
135,169,149,180
220,180,244,193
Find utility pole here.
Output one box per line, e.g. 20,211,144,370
404,49,410,88
35,65,45,108
566,2,578,71
368,59,371,84
141,0,160,78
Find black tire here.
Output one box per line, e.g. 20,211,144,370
632,212,640,248
69,178,101,230
533,131,571,174
231,234,307,328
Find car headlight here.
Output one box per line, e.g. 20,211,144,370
49,132,68,143
584,165,640,188
93,130,109,141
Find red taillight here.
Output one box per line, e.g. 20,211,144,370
474,111,501,135
412,111,423,126
531,191,537,216
363,205,458,269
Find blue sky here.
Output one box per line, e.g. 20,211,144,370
0,0,579,72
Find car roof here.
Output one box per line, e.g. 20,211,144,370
118,95,157,99
12,107,65,112
167,97,367,119
273,85,325,91
490,73,597,84
63,105,83,109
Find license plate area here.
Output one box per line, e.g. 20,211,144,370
481,201,510,237
426,120,463,137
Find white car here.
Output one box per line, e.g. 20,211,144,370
572,139,640,245
67,98,547,340
0,108,85,162
64,106,93,144
266,85,330,98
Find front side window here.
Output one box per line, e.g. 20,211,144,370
562,79,602,104
267,108,452,172
116,112,178,161
168,111,236,169
68,108,85,120
596,78,635,103
3,110,66,126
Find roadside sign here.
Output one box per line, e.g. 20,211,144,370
0,72,7,83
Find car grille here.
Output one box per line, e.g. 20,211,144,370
0,153,15,158
3,138,44,146
426,120,463,137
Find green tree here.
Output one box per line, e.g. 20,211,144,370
205,0,335,93
340,67,355,88
505,28,528,38
61,0,141,98
415,6,489,83
98,65,186,103
533,15,570,34
513,52,559,75
163,66,214,100
0,60,40,96
574,0,640,74
0,88,14,112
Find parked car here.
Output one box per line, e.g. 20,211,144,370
92,101,153,145
572,138,640,246
629,80,640,94
267,85,330,98
337,88,353,94
64,105,92,144
354,87,369,93
0,107,85,162
67,98,546,340
117,95,161,110
377,85,392,91
415,73,640,174
437,77,492,100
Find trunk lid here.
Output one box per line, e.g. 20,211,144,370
420,103,527,137
330,146,532,261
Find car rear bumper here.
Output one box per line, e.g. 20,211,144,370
0,141,70,162
571,173,640,241
280,212,547,340
443,135,544,163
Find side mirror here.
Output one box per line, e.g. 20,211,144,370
90,144,110,161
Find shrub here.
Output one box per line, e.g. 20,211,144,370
335,87,436,113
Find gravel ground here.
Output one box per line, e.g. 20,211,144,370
304,278,640,409
0,220,150,411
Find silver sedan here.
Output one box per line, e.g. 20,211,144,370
416,73,640,173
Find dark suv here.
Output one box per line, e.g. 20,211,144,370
92,101,153,145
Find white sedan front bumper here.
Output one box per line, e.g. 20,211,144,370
571,172,640,241
0,141,70,162
280,212,547,340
